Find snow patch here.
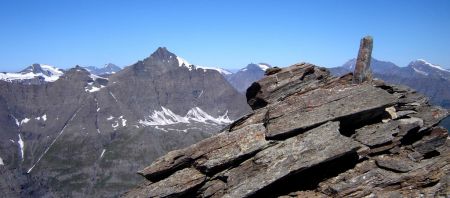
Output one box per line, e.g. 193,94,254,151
13,116,19,127
413,67,429,76
100,149,106,159
112,122,119,129
109,91,119,103
196,66,232,75
0,157,4,165
18,134,25,161
154,126,169,132
90,74,107,81
121,118,127,127
85,85,105,93
139,107,189,126
257,64,270,71
20,118,30,125
107,116,114,121
176,56,195,71
35,114,47,121
139,106,232,126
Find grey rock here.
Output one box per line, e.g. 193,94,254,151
413,127,448,155
375,155,415,173
354,121,399,147
246,63,330,110
223,121,362,197
126,168,206,198
138,123,269,179
266,84,397,139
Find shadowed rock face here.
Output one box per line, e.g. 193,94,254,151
126,62,449,198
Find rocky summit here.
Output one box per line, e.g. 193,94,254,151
126,61,449,197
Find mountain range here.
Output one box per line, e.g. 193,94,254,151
1,50,449,197
0,47,250,197
329,58,450,109
83,63,122,76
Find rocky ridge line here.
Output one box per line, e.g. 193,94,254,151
125,43,449,197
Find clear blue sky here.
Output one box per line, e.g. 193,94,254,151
1,0,450,72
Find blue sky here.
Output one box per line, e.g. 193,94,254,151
1,0,449,71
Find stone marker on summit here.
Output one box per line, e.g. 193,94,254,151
353,36,374,84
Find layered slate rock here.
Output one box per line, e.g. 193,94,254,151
126,62,449,198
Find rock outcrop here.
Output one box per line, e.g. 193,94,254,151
126,63,449,197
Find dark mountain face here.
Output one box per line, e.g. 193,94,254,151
226,63,271,93
330,58,450,131
83,63,121,76
0,48,251,197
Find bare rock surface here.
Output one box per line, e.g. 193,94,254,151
126,60,449,197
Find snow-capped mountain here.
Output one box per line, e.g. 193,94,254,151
0,63,64,84
0,47,251,197
225,63,272,93
407,59,450,80
330,58,450,109
195,65,232,75
83,63,121,76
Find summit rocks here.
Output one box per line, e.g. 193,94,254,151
126,61,449,197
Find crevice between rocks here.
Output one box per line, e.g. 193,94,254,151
338,107,386,137
247,150,360,198
141,158,194,182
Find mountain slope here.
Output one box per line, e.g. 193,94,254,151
0,48,251,197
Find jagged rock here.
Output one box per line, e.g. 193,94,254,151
265,84,398,139
223,122,362,197
126,59,449,198
353,121,399,147
413,127,448,156
246,63,330,110
125,168,206,198
138,123,270,180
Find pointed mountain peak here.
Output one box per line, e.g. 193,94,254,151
104,63,117,68
150,47,176,60
240,63,271,72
